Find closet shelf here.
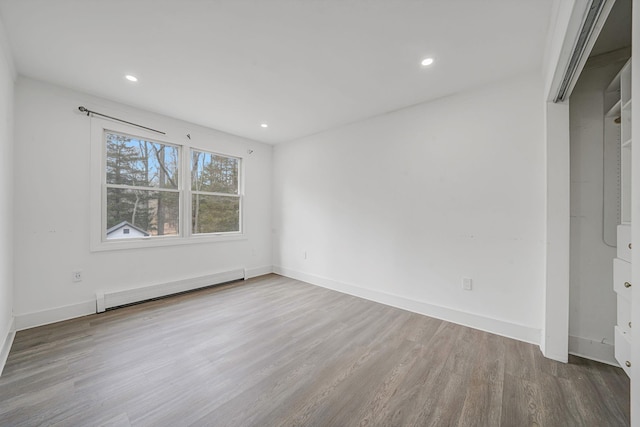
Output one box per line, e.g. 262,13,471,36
607,100,622,118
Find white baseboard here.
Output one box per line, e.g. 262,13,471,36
103,268,245,310
541,350,569,363
0,316,15,376
244,265,273,279
15,267,262,331
539,332,569,363
274,266,541,345
569,335,617,366
15,301,96,331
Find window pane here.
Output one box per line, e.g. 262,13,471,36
106,188,179,239
192,194,240,234
106,132,179,189
191,150,239,194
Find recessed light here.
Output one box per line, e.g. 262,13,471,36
125,75,138,82
421,57,434,67
260,123,268,128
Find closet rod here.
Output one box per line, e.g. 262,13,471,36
78,106,166,135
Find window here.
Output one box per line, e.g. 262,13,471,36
105,131,180,239
191,150,241,234
91,120,244,250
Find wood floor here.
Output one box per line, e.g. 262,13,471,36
0,274,630,426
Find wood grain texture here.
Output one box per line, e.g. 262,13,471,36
0,274,630,426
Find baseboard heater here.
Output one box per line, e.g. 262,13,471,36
96,268,246,312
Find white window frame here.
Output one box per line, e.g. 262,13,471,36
188,147,243,238
104,129,182,241
90,117,245,252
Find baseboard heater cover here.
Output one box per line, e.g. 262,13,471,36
97,268,245,312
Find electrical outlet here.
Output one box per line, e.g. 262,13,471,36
303,251,308,260
72,271,82,283
462,277,472,291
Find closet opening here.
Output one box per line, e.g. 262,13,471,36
568,0,632,371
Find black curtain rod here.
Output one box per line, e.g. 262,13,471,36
78,106,166,135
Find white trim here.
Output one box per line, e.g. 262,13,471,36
0,317,15,376
568,335,617,367
543,349,569,364
102,268,245,309
541,0,593,365
542,100,571,364
92,232,247,252
15,301,96,331
106,184,181,193
244,265,273,279
96,291,106,313
273,266,541,345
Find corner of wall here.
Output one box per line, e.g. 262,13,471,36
0,316,15,376
0,10,15,379
245,265,274,279
14,301,96,331
543,100,571,363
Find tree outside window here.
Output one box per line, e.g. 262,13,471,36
105,132,180,239
191,149,241,234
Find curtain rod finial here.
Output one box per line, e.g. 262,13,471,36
78,106,89,116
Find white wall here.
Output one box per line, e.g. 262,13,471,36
13,77,272,326
273,73,546,343
0,17,15,371
569,58,627,365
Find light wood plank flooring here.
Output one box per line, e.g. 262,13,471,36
0,274,630,426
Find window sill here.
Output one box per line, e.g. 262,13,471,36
90,233,247,252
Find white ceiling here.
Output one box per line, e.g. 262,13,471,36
0,0,555,144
